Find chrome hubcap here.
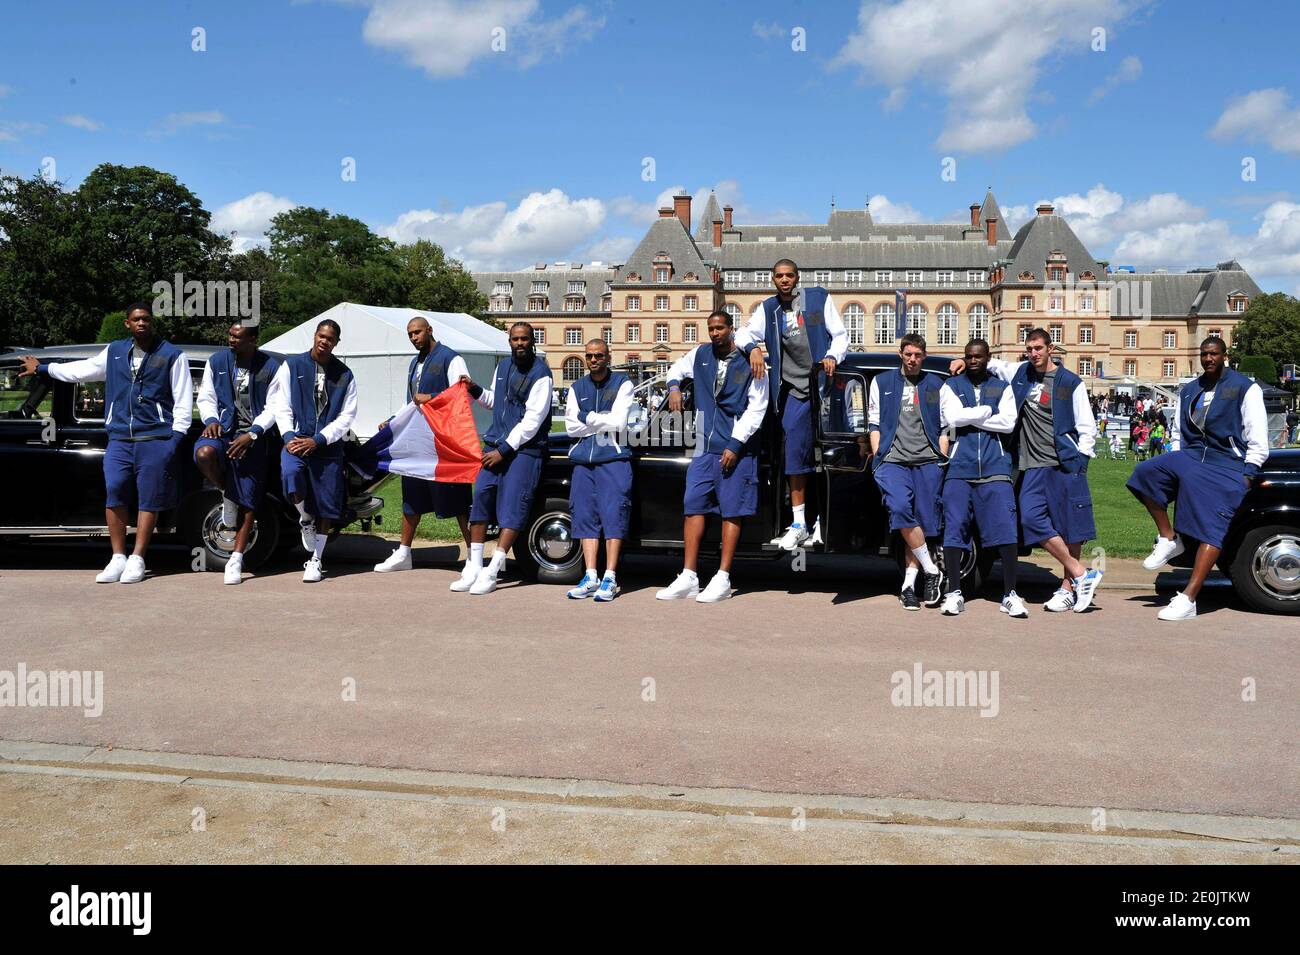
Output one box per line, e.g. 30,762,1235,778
203,505,257,556
1252,534,1300,601
530,511,578,572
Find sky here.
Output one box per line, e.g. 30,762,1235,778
2,0,1299,293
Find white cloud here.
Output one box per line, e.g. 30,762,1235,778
1087,54,1141,106
359,0,602,78
752,21,785,40
0,120,44,143
211,191,297,252
151,110,229,136
867,194,924,223
1209,87,1300,157
60,114,103,132
380,188,606,270
832,0,1144,153
1111,220,1234,268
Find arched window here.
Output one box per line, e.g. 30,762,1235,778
874,303,894,345
562,356,584,381
723,303,743,325
936,304,958,346
968,303,990,342
842,303,865,347
906,303,928,339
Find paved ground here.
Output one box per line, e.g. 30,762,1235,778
1,535,1296,841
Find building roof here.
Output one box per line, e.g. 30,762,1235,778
614,215,715,285
695,192,724,244
1109,265,1263,319
979,189,1003,228
473,265,618,313
1001,211,1104,285
716,239,1014,270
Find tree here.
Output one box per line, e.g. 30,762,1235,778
393,240,490,319
1236,354,1278,384
1233,292,1300,383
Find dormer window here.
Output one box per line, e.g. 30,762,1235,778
1228,294,1247,313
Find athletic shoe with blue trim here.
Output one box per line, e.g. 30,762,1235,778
1071,568,1103,613
593,575,620,602
567,571,600,599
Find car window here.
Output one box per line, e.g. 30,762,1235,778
822,369,873,437
73,381,106,422
0,363,53,419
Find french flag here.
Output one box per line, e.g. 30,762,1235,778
350,382,481,484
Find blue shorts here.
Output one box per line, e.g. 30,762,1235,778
570,459,633,539
194,434,271,510
104,436,181,512
469,453,543,531
683,451,758,518
942,479,1019,550
781,391,815,476
281,450,347,521
873,461,943,535
1126,450,1249,549
401,476,472,519
1017,466,1095,546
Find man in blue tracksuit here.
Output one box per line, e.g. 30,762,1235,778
868,334,947,610
1127,336,1269,621
266,319,358,583
194,321,281,585
656,310,770,604
967,327,1104,612
564,339,635,602
20,302,191,584
373,315,472,574
937,339,1026,617
456,321,553,596
736,259,847,551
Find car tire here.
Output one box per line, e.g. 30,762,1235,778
1228,523,1300,615
181,490,281,573
512,496,584,585
896,539,984,593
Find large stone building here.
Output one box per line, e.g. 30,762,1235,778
473,189,1261,391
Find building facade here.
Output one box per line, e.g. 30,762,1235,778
473,190,1260,391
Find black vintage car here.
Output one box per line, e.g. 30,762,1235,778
512,352,1300,615
0,344,385,571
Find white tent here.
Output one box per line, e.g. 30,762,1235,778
262,302,510,438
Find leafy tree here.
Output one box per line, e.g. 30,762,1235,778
1236,354,1278,385
1233,292,1300,384
393,239,489,318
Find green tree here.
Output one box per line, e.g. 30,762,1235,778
393,239,489,318
1236,354,1278,384
1233,292,1300,383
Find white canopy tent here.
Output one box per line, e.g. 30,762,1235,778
261,302,511,438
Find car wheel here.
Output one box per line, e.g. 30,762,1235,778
1229,523,1300,615
895,540,983,592
513,497,584,585
182,490,281,573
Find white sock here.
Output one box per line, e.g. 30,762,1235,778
911,545,939,574
313,536,326,560
295,501,310,522
584,567,599,579
792,504,806,527
603,569,616,581
488,550,506,573
468,542,484,570
112,553,127,560
396,544,411,558
903,567,919,589
682,568,698,581
715,569,730,583
231,550,243,561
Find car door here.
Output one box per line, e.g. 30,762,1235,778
630,384,692,546
0,360,62,528
817,368,887,554
53,376,112,527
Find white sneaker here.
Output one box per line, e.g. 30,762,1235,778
469,566,499,595
1157,591,1197,621
224,556,243,585
999,591,1029,618
119,555,146,584
373,549,412,573
1072,569,1104,613
1044,588,1076,612
96,554,128,583
696,573,732,603
221,496,239,529
940,591,965,616
302,556,323,583
567,572,600,599
1142,534,1184,571
655,570,700,600
449,564,480,592
299,519,317,553
777,523,810,551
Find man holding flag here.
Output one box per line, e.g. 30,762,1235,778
454,321,553,595
373,316,472,574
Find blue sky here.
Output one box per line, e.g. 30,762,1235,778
2,0,1298,292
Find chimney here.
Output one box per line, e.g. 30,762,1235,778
1036,202,1054,216
657,206,674,218
673,192,691,232
723,204,733,230
712,218,723,247
970,204,980,229
985,217,997,246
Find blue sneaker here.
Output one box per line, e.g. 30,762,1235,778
567,571,600,599
1071,568,1103,613
593,575,620,602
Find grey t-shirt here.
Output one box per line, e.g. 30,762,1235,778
714,347,737,397
779,308,814,400
314,365,328,417
884,375,940,465
233,365,253,432
1018,368,1059,470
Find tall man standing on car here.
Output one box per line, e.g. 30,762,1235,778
19,303,191,584
194,321,281,585
1126,336,1269,621
372,315,472,574
868,334,947,610
736,259,847,551
454,321,553,595
266,319,358,583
